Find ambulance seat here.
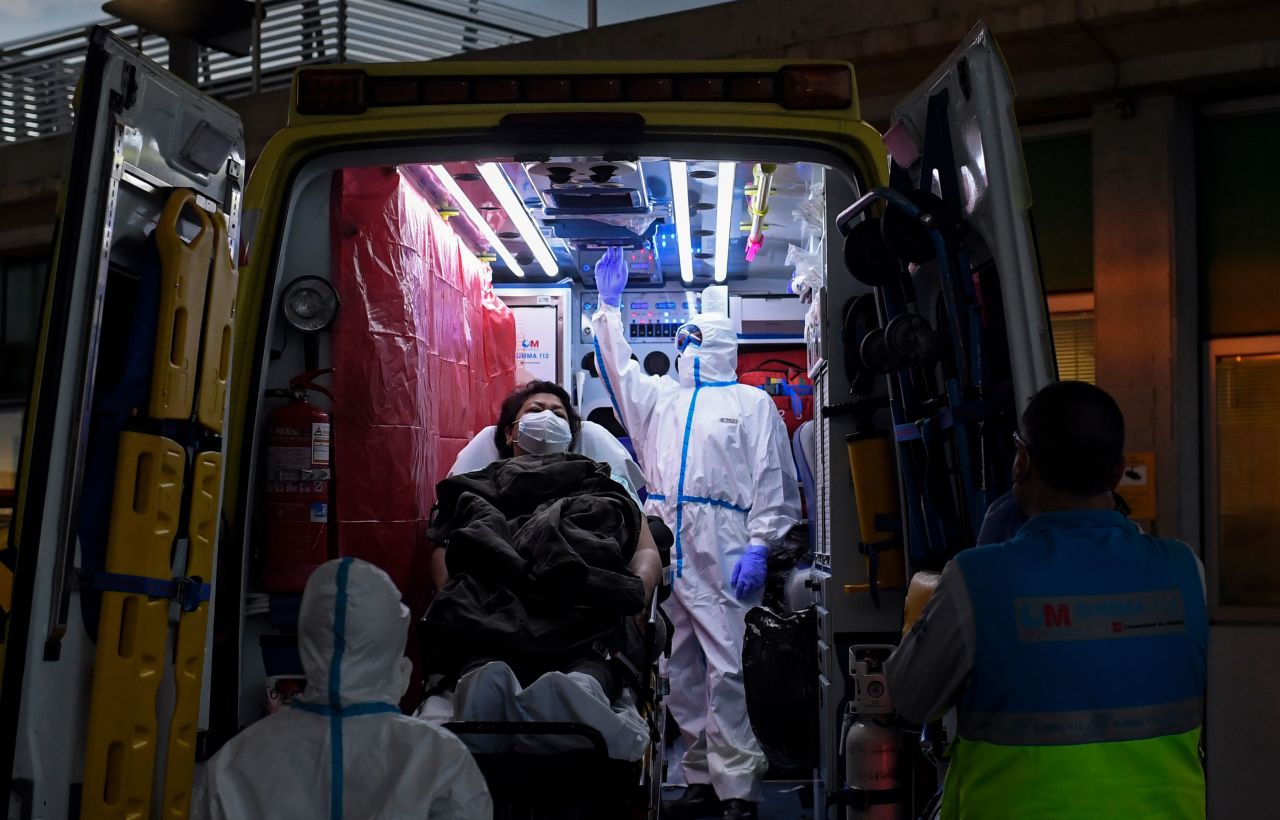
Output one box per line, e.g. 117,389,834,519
792,420,816,548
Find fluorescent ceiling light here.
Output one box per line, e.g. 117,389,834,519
713,161,734,283
477,162,558,277
429,164,525,277
669,160,694,284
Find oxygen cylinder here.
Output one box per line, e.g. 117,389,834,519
844,718,903,820
844,645,904,820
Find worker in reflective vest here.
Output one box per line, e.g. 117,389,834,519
887,381,1207,820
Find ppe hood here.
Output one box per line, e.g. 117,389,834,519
676,313,738,387
298,558,412,709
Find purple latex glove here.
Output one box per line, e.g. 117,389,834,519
595,246,628,307
730,545,770,599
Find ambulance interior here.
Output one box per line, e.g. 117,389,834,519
239,131,1031,810
251,157,830,636
241,147,852,789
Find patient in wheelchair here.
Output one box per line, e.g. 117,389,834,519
415,444,668,761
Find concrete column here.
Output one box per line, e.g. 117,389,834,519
1092,95,1200,544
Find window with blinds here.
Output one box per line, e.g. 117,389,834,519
1214,348,1280,609
1050,310,1096,384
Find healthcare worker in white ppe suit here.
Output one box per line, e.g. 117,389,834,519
195,557,492,820
591,247,800,820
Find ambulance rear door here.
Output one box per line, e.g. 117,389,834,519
836,21,1056,564
0,28,244,818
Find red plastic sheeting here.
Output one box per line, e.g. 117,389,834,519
329,166,516,593
736,348,813,439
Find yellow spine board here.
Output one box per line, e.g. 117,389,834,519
195,215,237,434
150,189,213,420
81,432,186,820
160,451,222,819
846,434,906,591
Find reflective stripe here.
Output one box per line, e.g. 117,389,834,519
959,696,1204,746
328,557,353,820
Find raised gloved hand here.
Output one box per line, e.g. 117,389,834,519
595,246,628,307
730,545,770,600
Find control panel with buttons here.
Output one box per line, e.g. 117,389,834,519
579,290,702,344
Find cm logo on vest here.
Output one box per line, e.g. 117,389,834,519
1015,589,1187,642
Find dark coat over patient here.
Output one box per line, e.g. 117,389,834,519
423,453,645,683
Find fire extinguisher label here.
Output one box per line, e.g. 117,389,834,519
268,447,313,476
310,502,329,523
312,423,331,465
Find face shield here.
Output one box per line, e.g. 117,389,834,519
675,323,704,353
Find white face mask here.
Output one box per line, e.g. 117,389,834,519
515,409,572,454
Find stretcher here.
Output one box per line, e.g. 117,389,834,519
79,190,237,819
443,588,668,819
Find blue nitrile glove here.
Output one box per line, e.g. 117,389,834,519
595,246,628,307
731,545,770,599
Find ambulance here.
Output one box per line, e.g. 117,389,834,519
0,21,1051,818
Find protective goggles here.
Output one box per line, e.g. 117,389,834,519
675,324,703,352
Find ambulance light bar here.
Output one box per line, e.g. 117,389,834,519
297,65,852,116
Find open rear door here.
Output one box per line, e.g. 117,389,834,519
0,29,243,818
838,22,1055,571
822,24,1055,812
884,22,1056,411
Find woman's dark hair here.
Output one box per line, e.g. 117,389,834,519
1021,380,1125,496
494,380,581,458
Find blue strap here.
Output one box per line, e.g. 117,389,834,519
647,492,746,513
680,495,750,514
894,424,921,442
327,557,354,820
78,570,210,613
673,363,702,578
293,701,401,718
778,381,812,420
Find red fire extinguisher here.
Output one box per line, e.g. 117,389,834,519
261,369,334,593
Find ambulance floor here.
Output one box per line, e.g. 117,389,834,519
660,784,816,819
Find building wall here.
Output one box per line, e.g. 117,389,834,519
1200,109,1280,337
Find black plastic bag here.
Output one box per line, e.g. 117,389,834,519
763,524,811,611
742,604,818,771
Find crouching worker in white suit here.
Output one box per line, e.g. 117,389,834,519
195,558,492,820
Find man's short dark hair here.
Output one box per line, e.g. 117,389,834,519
494,380,581,458
1021,381,1125,497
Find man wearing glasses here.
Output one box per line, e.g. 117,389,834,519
886,381,1208,820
